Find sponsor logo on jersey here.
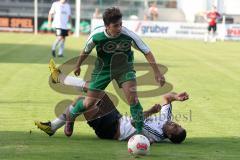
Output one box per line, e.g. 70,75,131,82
102,40,131,53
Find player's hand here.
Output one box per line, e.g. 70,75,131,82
175,92,189,101
155,72,165,87
74,67,81,76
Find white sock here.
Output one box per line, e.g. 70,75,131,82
51,115,65,132
63,76,86,90
58,39,65,56
210,32,215,42
51,105,74,132
212,33,217,42
52,37,62,51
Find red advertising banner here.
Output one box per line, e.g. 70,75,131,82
0,17,33,32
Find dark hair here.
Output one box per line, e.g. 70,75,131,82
103,7,122,26
169,129,187,144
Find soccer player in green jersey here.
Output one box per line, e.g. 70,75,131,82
64,7,165,136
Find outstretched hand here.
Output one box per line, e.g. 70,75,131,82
175,92,189,101
155,73,165,87
74,67,81,76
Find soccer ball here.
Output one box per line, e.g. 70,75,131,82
127,134,150,156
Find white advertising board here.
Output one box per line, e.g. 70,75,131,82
91,19,240,41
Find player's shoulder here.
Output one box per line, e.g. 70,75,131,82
121,26,133,34
51,1,61,8
121,26,139,39
89,26,105,37
85,26,105,42
52,1,59,5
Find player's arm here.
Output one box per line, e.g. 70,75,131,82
143,104,161,118
67,4,72,25
74,37,95,76
68,15,71,24
67,10,71,25
144,51,165,86
162,92,189,105
216,12,221,20
161,92,189,123
137,95,174,125
126,27,165,86
48,14,53,28
48,3,55,28
74,51,90,76
143,92,189,119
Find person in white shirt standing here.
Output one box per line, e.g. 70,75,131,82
48,0,71,57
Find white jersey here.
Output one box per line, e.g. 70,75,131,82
143,104,172,142
49,1,71,29
118,104,172,142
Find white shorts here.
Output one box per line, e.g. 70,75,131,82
118,116,136,141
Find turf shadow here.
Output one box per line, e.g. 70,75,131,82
0,131,239,160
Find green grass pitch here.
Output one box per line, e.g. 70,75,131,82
0,32,240,160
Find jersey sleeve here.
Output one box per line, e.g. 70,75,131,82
83,36,96,54
160,103,172,123
122,27,150,54
83,26,105,54
49,3,55,15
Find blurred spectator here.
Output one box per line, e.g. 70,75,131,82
204,5,221,42
144,1,159,21
93,7,102,19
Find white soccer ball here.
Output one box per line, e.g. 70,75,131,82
127,134,150,156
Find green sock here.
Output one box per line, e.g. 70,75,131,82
130,102,143,134
70,99,86,119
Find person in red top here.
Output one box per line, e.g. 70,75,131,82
205,5,221,42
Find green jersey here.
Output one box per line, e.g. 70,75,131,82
84,26,150,74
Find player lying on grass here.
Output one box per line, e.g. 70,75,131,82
35,61,188,144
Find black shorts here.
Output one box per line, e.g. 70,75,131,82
55,28,69,37
87,109,122,139
208,24,217,32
